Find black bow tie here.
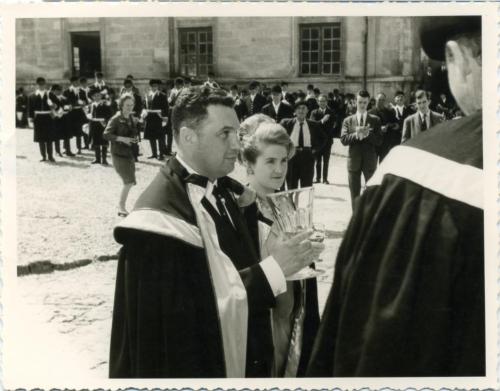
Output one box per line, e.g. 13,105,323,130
185,173,209,188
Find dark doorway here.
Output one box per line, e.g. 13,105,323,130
71,32,101,78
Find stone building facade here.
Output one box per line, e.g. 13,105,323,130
16,16,426,99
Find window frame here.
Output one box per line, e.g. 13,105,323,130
178,26,214,78
299,23,343,77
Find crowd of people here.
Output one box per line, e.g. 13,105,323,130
18,67,463,212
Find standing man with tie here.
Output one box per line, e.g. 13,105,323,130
402,90,444,143
109,86,317,378
340,90,382,207
280,101,326,189
392,90,413,137
28,77,55,162
310,94,336,184
261,85,294,123
142,79,169,160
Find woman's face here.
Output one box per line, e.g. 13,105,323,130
122,99,134,115
250,143,288,192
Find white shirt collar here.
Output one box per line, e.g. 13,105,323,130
35,89,46,97
356,111,367,122
272,101,280,111
176,155,218,194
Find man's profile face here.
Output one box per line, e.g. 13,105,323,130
193,105,241,179
416,96,430,113
356,96,369,112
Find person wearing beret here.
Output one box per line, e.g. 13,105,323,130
28,77,55,162
142,79,169,160
261,85,294,124
88,87,112,165
307,16,484,377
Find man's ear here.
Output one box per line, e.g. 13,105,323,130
179,126,197,145
446,40,470,81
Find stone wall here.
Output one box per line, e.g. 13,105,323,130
16,16,423,100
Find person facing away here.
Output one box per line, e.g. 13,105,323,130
401,89,444,143
109,86,317,378
307,15,484,377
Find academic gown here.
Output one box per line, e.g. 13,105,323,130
307,111,485,377
110,157,276,378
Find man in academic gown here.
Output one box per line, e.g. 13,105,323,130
142,79,169,160
109,87,317,378
307,15,484,377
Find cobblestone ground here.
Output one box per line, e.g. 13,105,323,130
14,127,353,382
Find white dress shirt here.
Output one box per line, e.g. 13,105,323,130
419,111,430,129
176,154,287,297
272,102,281,115
395,105,404,120
356,111,368,126
290,119,311,147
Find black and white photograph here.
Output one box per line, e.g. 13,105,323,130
2,2,497,389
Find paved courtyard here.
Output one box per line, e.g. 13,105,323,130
13,127,354,382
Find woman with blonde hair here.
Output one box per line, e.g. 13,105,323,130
104,94,139,217
239,113,321,377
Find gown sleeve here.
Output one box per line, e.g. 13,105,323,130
307,174,485,377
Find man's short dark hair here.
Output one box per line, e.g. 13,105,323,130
126,74,134,80
333,88,340,94
415,90,429,100
70,76,78,83
36,77,46,85
175,77,185,87
51,84,61,92
294,100,308,111
249,80,260,90
184,77,192,84
230,84,239,91
307,84,314,90
271,85,282,94
79,77,87,83
280,81,288,87
172,86,235,141
95,72,104,78
357,90,370,99
123,78,133,86
395,90,405,97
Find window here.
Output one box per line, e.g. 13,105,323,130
70,32,102,78
300,24,341,76
179,27,213,77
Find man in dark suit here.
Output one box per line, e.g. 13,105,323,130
246,80,267,115
229,84,248,122
341,90,382,207
310,94,336,184
305,85,319,116
280,101,326,189
281,81,295,106
261,85,294,123
142,79,169,160
369,92,399,162
402,90,444,143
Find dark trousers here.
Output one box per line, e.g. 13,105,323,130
38,142,53,160
149,138,168,157
165,127,173,154
315,140,333,182
348,166,376,208
94,146,108,163
63,138,73,154
76,134,89,151
286,148,314,190
54,140,61,155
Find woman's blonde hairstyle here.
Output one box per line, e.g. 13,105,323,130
239,114,295,165
118,93,135,111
